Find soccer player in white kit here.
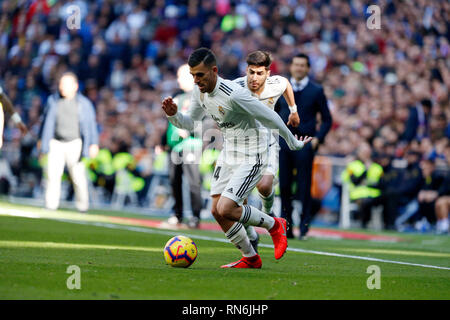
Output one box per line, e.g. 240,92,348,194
234,51,300,251
162,48,311,268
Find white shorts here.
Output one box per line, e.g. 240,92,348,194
210,150,268,206
264,135,279,177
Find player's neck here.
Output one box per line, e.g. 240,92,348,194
207,75,218,93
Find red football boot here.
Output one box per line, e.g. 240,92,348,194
269,217,288,260
221,254,262,269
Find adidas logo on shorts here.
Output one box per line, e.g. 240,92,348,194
258,217,264,226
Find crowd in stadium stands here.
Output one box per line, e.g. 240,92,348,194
0,0,448,231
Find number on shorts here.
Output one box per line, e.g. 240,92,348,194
213,166,221,180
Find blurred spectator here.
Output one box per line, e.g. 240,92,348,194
39,72,99,212
402,99,432,143
415,158,444,226
385,150,423,229
1,1,448,157
435,145,450,234
374,151,403,228
162,64,203,229
341,142,383,228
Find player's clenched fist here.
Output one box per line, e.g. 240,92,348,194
162,97,178,116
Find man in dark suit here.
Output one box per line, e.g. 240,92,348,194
278,53,332,239
401,99,432,142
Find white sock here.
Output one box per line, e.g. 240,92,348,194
437,218,449,232
240,205,275,231
259,190,274,215
225,222,257,257
245,225,258,241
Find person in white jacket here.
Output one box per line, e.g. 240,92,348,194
162,48,311,269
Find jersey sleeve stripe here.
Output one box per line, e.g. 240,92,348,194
219,87,231,96
220,83,233,92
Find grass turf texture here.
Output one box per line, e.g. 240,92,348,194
0,201,449,299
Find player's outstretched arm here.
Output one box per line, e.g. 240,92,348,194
283,81,300,127
294,135,313,147
0,92,27,135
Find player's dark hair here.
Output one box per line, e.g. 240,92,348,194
246,51,272,69
293,53,310,67
188,48,217,68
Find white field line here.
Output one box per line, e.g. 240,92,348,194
2,208,450,271
58,219,450,271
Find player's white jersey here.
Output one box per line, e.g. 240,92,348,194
167,76,302,164
169,77,269,160
234,75,288,111
234,75,287,177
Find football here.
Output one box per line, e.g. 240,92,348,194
164,235,198,268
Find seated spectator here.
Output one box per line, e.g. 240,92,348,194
341,142,383,228
385,150,423,229
416,158,445,225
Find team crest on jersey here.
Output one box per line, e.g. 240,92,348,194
218,105,225,115
268,97,274,105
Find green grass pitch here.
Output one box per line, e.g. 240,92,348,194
0,200,449,300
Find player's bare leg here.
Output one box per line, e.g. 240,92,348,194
256,174,275,216
211,194,235,232
435,196,450,234
210,194,261,268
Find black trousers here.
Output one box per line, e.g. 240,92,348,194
417,200,436,224
279,141,315,236
359,196,389,228
359,194,413,230
169,156,203,221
